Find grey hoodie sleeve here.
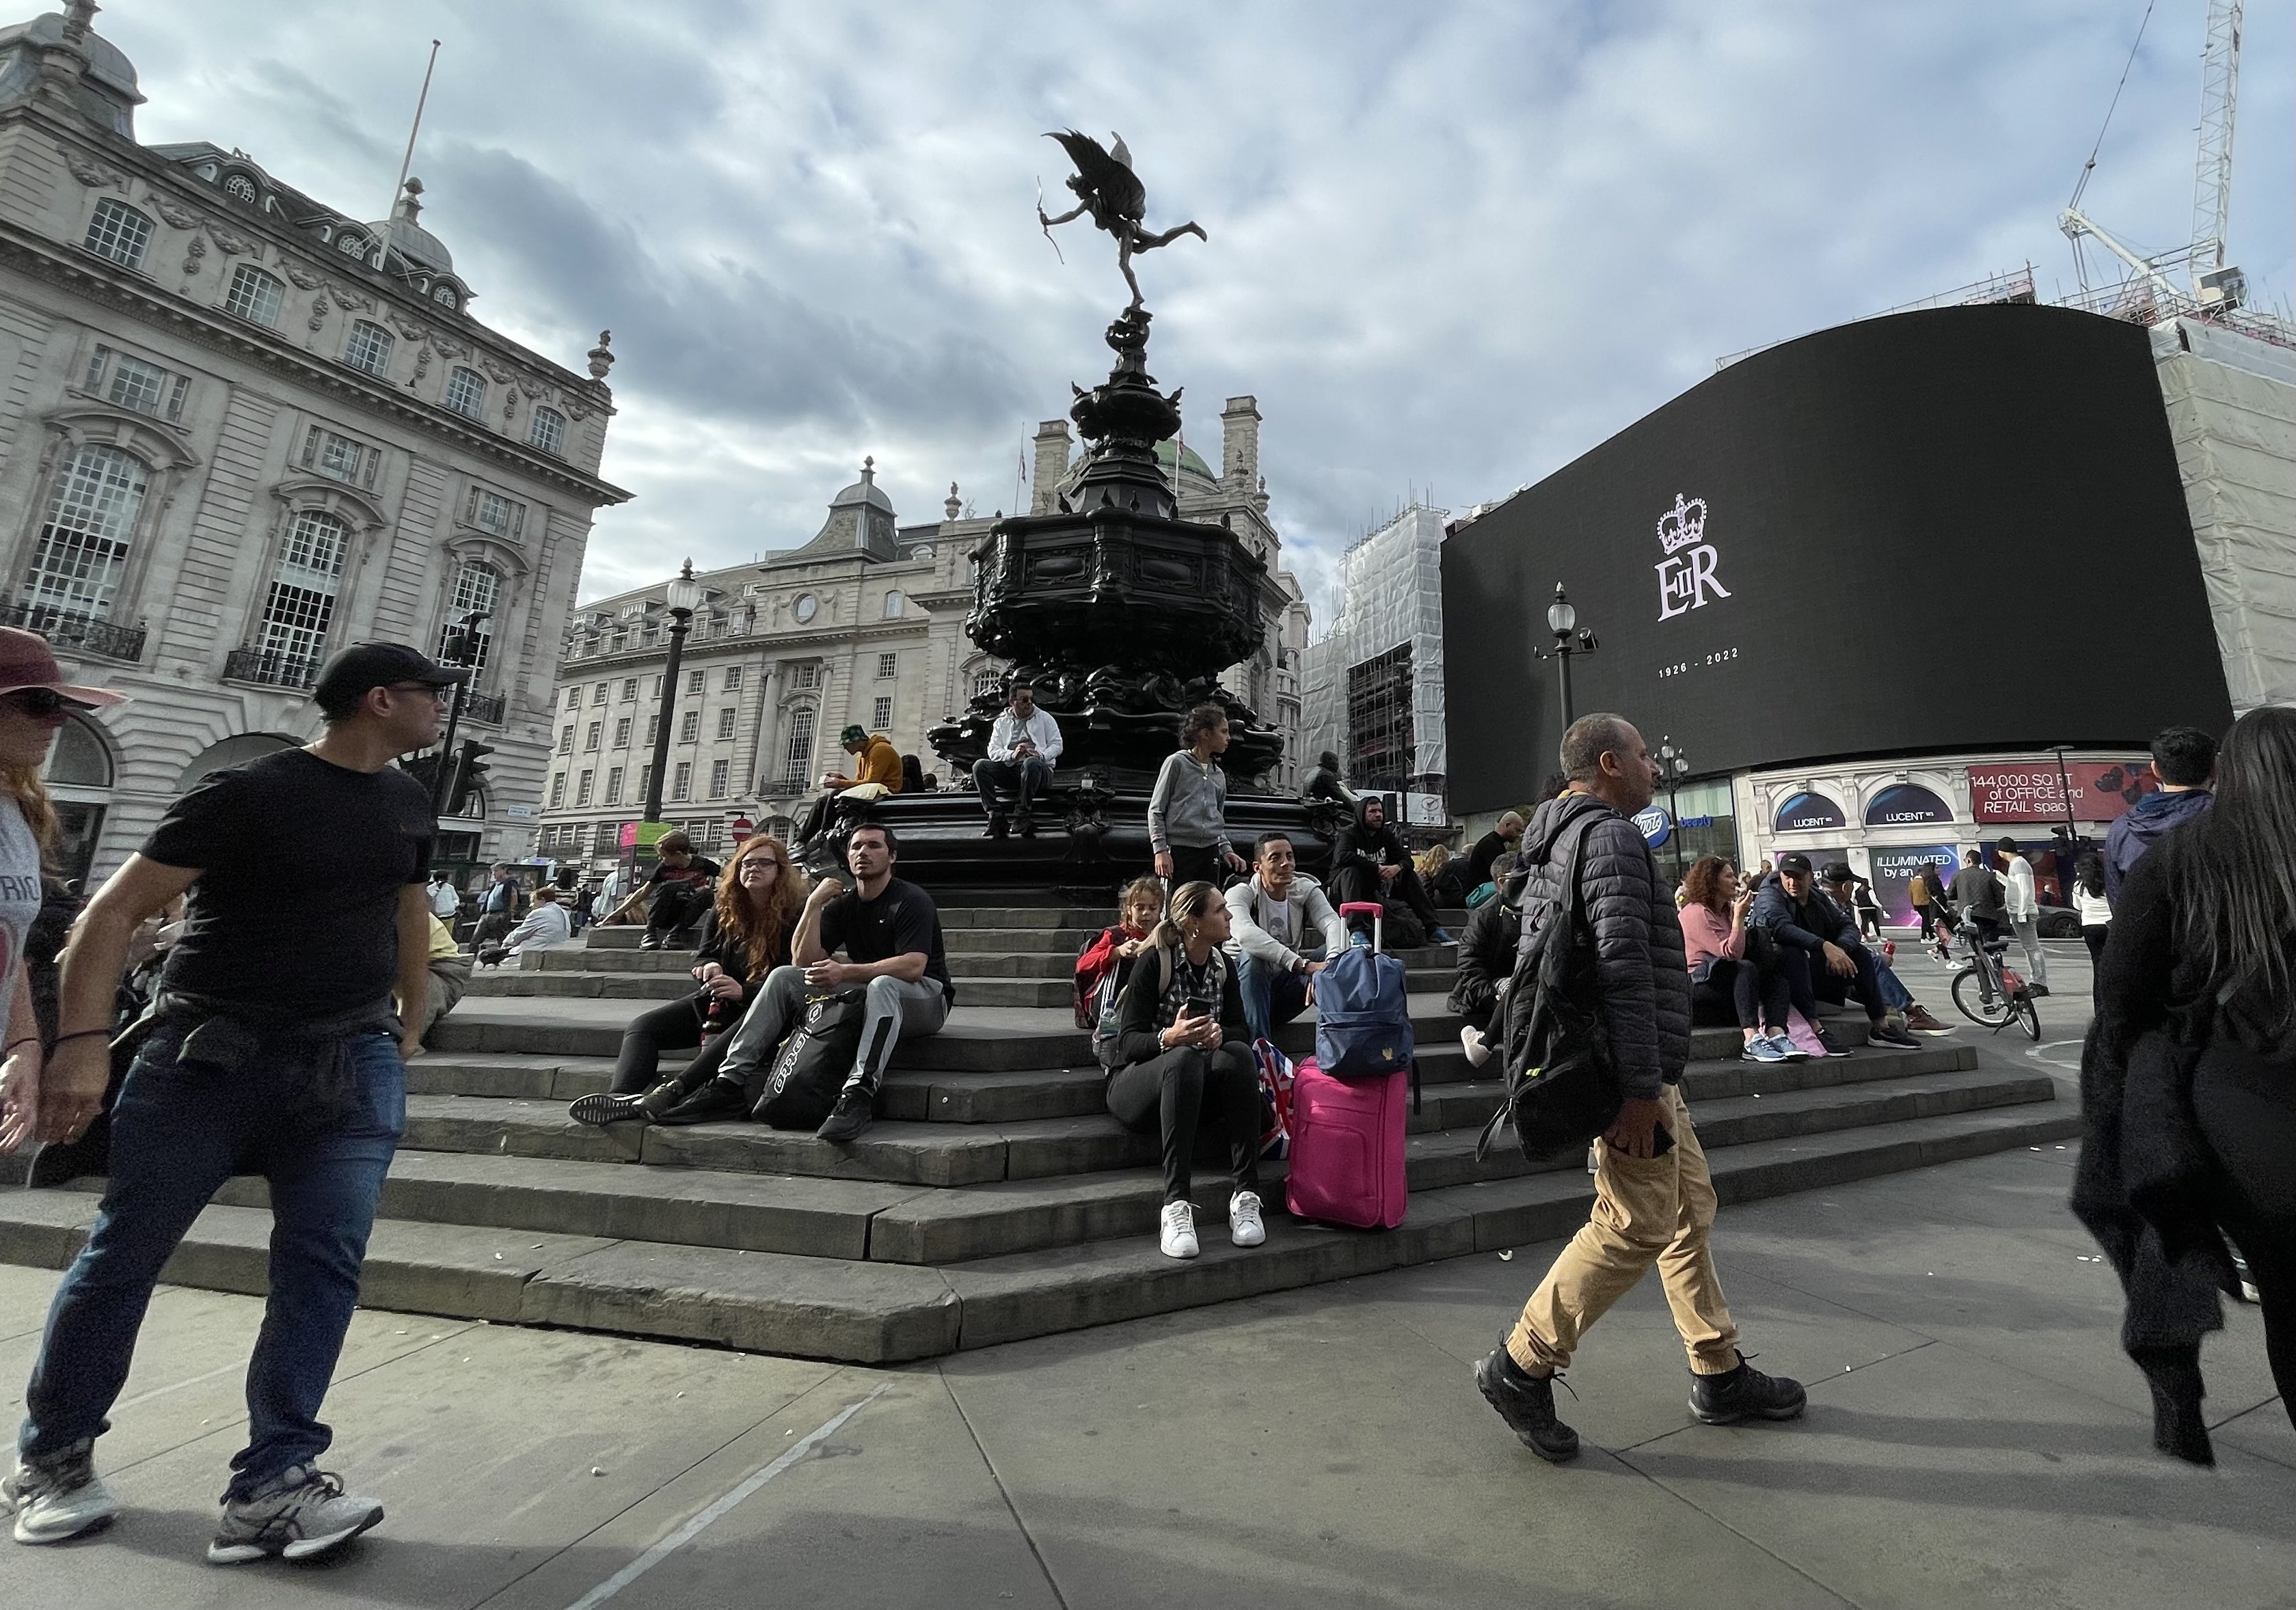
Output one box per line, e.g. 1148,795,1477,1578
1224,882,1299,971
1304,880,1345,957
1146,753,1179,854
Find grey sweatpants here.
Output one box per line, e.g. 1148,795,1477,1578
716,964,949,1093
2008,915,2049,987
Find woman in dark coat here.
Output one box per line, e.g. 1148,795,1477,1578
2076,705,2296,1462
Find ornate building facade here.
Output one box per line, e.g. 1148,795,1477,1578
536,398,1310,868
0,4,627,878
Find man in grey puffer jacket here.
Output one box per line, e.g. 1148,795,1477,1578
1478,713,1804,1464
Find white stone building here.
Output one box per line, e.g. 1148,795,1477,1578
0,4,627,879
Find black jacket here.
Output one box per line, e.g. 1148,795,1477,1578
1749,882,1858,953
1448,889,1521,1028
1332,797,1410,876
1113,942,1247,1067
1515,793,1690,1100
1464,829,1513,892
690,908,789,990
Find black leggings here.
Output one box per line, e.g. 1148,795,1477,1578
610,994,727,1095
1106,1041,1261,1203
645,883,714,942
1694,957,1789,1034
1165,844,1228,889
2191,1044,2296,1421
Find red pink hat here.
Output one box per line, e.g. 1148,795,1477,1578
0,626,126,707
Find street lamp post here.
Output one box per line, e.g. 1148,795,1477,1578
639,560,702,828
1537,583,1599,731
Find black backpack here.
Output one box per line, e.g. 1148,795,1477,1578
1476,821,1622,1160
746,989,868,1129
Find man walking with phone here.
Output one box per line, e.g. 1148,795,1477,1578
1477,713,1803,1464
7,642,455,1559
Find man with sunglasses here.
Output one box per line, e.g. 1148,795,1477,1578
6,642,459,1563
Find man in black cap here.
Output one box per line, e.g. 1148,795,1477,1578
1750,852,1917,1053
7,642,456,1561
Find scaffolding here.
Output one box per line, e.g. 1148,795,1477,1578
1299,504,1448,821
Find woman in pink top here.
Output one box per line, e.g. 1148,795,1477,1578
1680,856,1801,1064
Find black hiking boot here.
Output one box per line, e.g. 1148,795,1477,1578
1688,1354,1807,1424
652,1078,746,1126
1475,1346,1579,1463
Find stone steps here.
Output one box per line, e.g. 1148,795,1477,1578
0,1102,2079,1365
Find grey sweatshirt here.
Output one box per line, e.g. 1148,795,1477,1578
1148,750,1231,857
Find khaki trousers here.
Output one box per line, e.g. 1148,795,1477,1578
1507,1084,1742,1377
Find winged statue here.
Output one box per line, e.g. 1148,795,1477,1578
1039,130,1206,308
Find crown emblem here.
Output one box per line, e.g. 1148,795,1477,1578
1656,493,1706,556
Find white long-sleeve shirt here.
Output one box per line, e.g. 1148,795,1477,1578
2003,855,2039,922
987,708,1064,765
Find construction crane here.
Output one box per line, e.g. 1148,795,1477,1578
2059,0,2247,314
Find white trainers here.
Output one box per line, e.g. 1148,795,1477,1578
1159,1199,1200,1259
206,1465,383,1564
4,1441,122,1544
1459,1025,1492,1068
1229,1190,1267,1247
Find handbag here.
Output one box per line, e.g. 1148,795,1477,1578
1478,823,1622,1160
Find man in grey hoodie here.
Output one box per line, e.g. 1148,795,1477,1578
2103,726,2217,904
1223,834,1345,1041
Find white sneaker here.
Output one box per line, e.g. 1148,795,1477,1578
206,1465,383,1564
1159,1199,1200,1259
1459,1025,1492,1068
1229,1190,1267,1247
4,1442,122,1544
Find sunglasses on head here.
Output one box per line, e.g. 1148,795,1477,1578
3,688,83,718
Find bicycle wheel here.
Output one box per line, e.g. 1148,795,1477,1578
1951,966,2014,1027
2016,992,2042,1041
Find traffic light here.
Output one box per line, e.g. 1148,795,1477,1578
401,751,443,797
445,738,494,817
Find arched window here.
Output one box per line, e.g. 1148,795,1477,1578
83,198,151,269
223,173,259,204
971,666,1001,700
439,559,501,675
882,590,903,619
443,366,486,419
43,712,112,787
342,320,393,376
431,284,459,310
528,407,565,455
336,231,368,258
224,264,284,327
254,508,351,668
18,444,148,624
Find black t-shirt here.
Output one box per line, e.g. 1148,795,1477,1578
818,876,952,1000
146,748,435,1017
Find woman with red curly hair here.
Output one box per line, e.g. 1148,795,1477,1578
1679,855,1800,1065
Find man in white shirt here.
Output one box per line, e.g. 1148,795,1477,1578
1994,836,2051,995
1224,833,1346,1041
971,683,1063,839
425,869,460,920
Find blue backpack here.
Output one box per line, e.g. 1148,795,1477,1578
1314,936,1416,1088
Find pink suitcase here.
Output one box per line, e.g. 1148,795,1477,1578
1284,1053,1410,1229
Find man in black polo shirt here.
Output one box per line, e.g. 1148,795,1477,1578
7,642,453,1561
688,821,951,1143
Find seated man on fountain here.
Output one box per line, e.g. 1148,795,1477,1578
1224,832,1345,1042
1330,795,1455,946
971,681,1063,839
653,822,953,1145
796,725,904,852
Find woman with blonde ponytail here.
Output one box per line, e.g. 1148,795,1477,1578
0,628,124,1155
1106,879,1266,1260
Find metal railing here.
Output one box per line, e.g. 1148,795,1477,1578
222,644,321,690
463,690,507,725
3,602,146,662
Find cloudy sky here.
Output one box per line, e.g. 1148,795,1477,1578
100,0,2294,622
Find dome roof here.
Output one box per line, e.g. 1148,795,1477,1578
0,11,140,100
1155,439,1217,487
368,176,452,273
829,456,895,513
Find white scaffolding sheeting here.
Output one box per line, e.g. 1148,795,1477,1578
2150,318,2296,713
1297,505,1448,812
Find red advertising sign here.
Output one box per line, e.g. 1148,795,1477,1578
1967,761,2158,823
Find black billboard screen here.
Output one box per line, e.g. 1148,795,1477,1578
1442,305,2236,813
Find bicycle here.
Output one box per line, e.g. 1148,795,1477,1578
1950,927,2042,1040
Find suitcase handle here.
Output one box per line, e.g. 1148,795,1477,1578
1338,900,1383,953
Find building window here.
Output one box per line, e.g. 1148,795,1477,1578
83,346,190,422
794,664,822,690
529,407,565,456
463,486,526,542
584,722,602,751
558,724,573,754
223,173,259,204
83,198,151,269
254,508,349,668
336,230,368,258
678,709,700,743
605,766,624,804
716,707,736,739
671,761,692,802
300,424,381,489
432,284,459,311
709,759,730,799
18,443,148,624
612,716,632,748
443,366,487,420
621,677,638,700
636,763,652,802
686,668,705,695
872,696,893,731
723,667,742,692
592,822,619,856
548,772,566,808
223,264,284,327
882,590,902,619
645,715,658,746
342,320,394,376
779,706,816,788
876,651,897,680
565,687,580,710
973,667,1001,700
592,683,609,705
576,770,594,807
439,561,500,674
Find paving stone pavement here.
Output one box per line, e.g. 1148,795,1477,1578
2,1121,2285,1610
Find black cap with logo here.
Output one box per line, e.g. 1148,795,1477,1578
312,642,470,718
1775,852,1813,874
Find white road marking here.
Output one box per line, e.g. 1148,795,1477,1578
563,1383,891,1610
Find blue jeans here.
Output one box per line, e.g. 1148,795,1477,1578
1874,957,1913,1011
20,1023,406,1499
1236,950,1316,1043
1776,944,1887,1025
